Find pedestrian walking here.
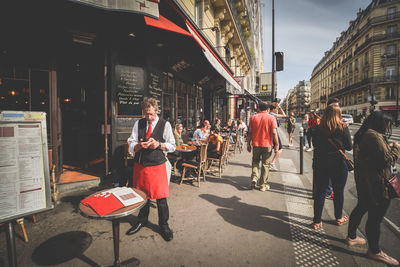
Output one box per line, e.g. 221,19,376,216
286,112,296,146
346,111,400,266
302,114,310,150
269,103,286,171
306,112,319,151
311,105,352,230
247,102,279,191
126,97,176,241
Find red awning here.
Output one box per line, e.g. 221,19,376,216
144,15,192,37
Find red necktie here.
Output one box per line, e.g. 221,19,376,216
146,122,152,140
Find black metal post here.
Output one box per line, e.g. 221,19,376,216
271,0,275,102
6,222,17,267
299,127,304,174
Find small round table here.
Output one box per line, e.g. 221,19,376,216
79,188,147,267
176,145,197,152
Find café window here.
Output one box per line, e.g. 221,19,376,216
162,76,175,123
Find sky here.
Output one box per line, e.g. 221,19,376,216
261,0,372,100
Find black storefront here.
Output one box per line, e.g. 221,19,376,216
0,0,237,183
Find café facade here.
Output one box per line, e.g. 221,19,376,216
0,0,242,183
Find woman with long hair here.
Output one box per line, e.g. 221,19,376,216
173,124,184,146
311,105,352,230
345,111,399,265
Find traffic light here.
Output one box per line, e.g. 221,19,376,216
370,100,378,105
275,52,284,71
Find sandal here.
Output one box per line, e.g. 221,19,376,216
312,222,323,230
336,216,349,226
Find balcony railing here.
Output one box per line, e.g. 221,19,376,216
354,32,400,55
328,75,399,97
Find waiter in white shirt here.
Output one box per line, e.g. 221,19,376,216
126,98,176,241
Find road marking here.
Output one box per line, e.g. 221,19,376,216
280,158,340,267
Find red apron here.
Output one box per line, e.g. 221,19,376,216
133,162,169,199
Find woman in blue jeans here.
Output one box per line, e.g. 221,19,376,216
311,105,352,230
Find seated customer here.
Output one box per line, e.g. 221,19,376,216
207,127,224,159
193,121,209,144
174,124,184,146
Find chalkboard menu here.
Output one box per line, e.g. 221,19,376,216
147,69,163,113
115,65,145,116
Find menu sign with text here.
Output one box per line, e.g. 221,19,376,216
0,111,52,223
115,65,145,116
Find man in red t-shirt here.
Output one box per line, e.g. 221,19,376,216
247,102,279,191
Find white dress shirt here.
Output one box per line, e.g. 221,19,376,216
127,116,176,155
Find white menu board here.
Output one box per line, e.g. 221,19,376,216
0,111,53,223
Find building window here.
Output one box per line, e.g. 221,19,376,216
364,52,369,65
387,44,397,57
388,7,397,19
387,25,397,36
355,59,359,71
195,0,204,28
386,66,396,81
364,70,369,79
386,87,396,100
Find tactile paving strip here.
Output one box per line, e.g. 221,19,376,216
283,169,340,267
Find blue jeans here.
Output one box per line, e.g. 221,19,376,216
313,158,348,223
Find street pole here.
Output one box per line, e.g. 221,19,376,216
271,0,275,103
299,126,304,174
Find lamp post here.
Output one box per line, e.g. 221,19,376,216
271,0,275,102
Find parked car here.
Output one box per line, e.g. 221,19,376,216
342,114,354,125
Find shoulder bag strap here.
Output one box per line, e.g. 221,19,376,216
327,138,351,161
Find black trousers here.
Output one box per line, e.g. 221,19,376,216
347,197,390,253
138,198,169,227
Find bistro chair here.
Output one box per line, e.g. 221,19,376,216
180,143,208,187
207,139,229,178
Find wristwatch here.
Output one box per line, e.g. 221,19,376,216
158,143,162,150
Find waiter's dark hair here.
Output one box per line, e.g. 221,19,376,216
142,97,159,112
258,102,269,111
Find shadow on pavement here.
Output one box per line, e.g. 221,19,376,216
32,231,97,266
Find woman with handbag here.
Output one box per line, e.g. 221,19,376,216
311,105,352,230
345,111,400,266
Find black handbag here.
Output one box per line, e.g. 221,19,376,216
327,138,354,172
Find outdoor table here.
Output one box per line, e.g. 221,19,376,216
176,145,197,152
79,188,147,267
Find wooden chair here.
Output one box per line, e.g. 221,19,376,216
180,143,208,187
207,139,229,178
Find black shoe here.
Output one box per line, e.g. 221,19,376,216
160,225,173,241
126,221,147,235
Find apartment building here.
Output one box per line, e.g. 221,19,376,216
311,0,400,120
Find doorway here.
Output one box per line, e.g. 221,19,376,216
60,43,105,178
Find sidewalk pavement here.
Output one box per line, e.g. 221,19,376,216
0,128,390,267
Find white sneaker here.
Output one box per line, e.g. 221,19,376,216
269,163,278,171
289,143,293,147
306,148,313,152
303,146,306,150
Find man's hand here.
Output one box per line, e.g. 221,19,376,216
247,143,252,153
148,138,160,149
